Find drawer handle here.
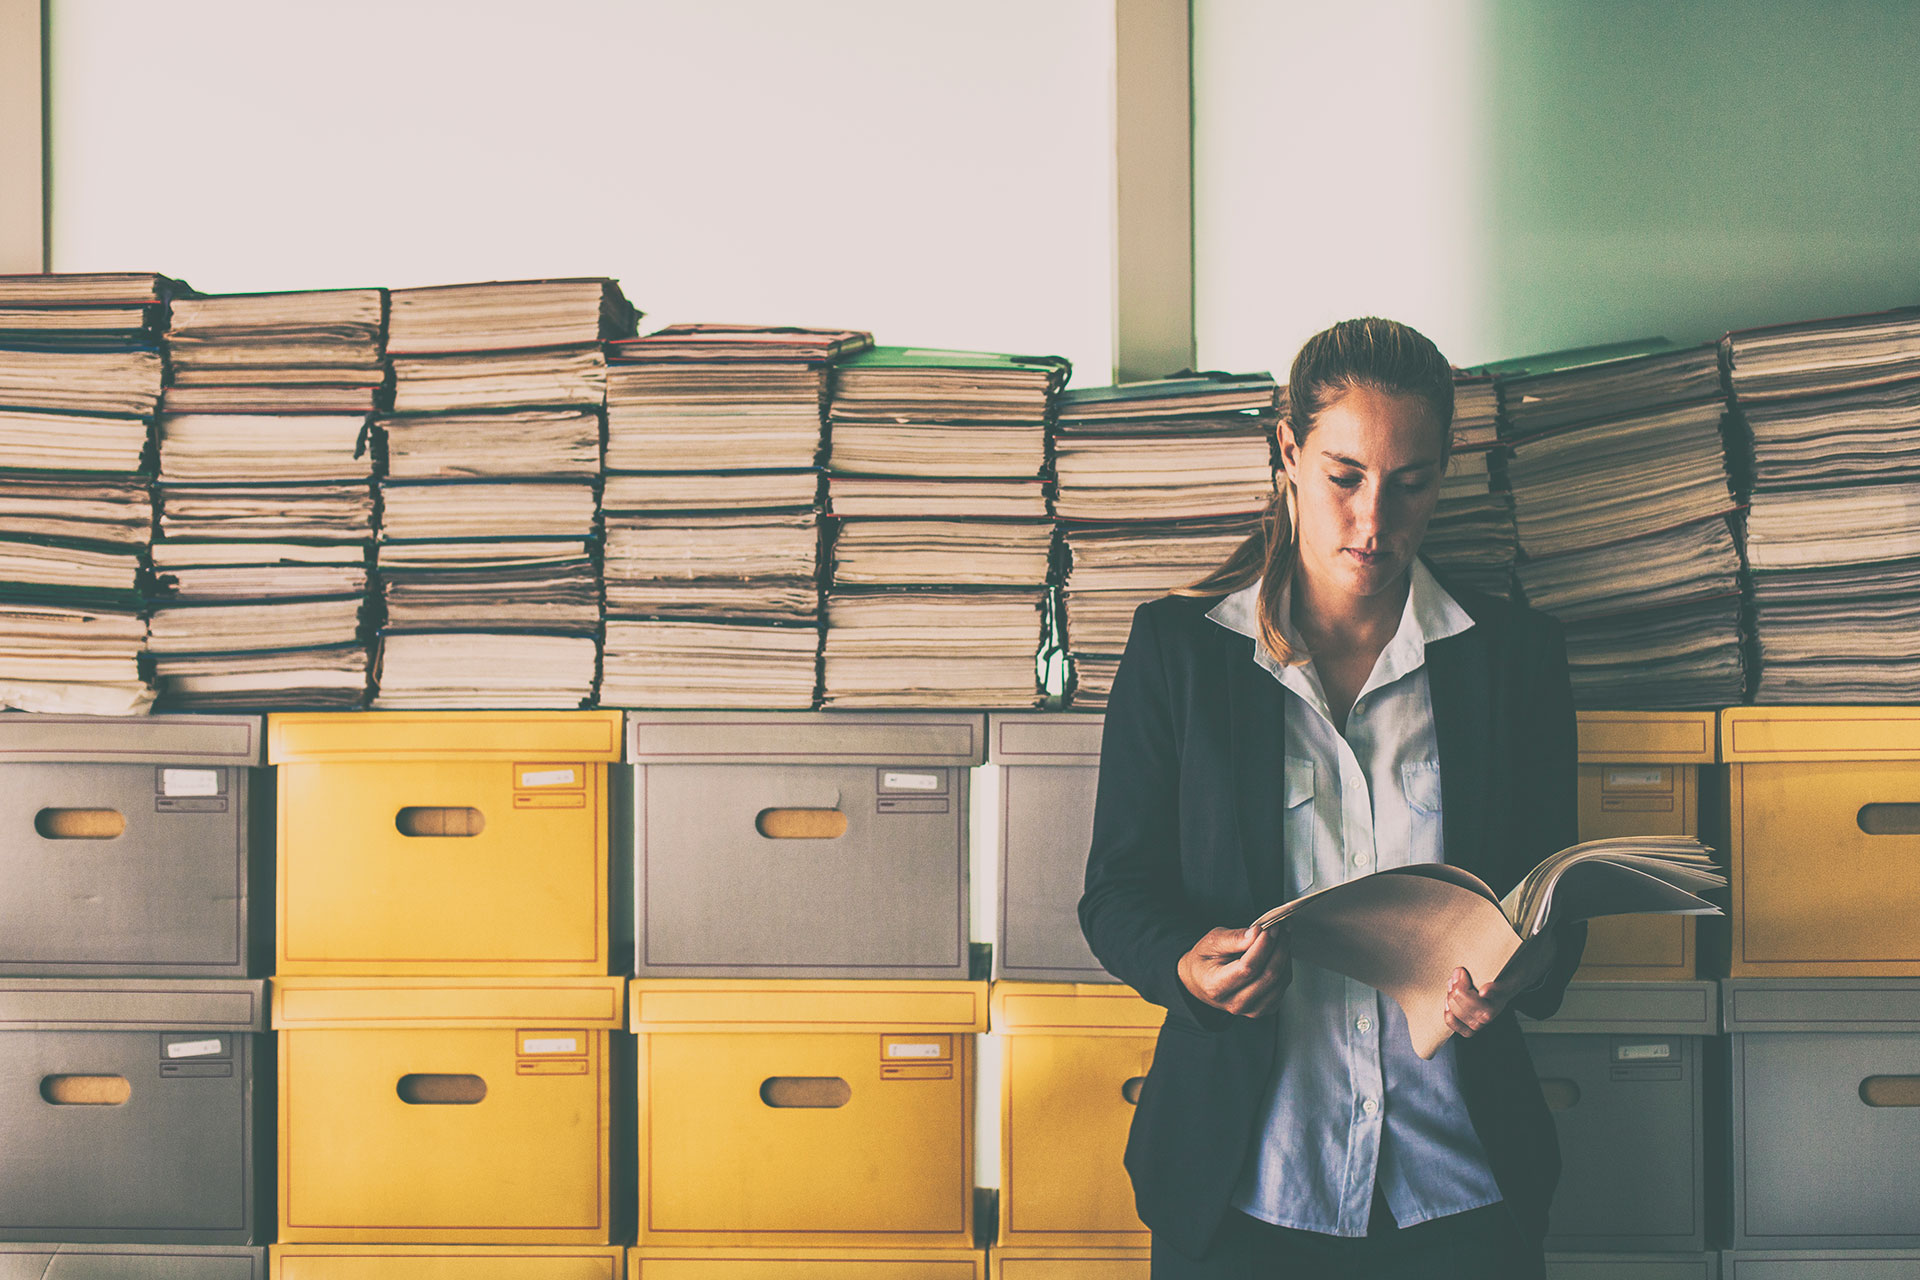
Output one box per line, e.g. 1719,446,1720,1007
1121,1076,1145,1105
1861,1076,1920,1107
1858,804,1920,835
1539,1078,1581,1112
755,808,848,840
397,1073,487,1105
41,1075,130,1105
35,808,125,839
395,807,486,837
760,1076,851,1108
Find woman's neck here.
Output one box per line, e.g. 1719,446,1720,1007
1290,564,1411,657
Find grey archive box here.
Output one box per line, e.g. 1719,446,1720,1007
1722,1251,1920,1278
0,1245,265,1279
1520,982,1719,1252
1724,979,1920,1251
989,712,1113,982
0,979,270,1244
1546,1255,1719,1279
0,714,268,977
628,711,983,978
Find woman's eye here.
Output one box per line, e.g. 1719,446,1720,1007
1398,477,1434,494
1330,473,1363,489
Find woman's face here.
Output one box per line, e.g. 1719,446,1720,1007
1279,384,1446,603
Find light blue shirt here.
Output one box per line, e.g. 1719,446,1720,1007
1209,562,1505,1236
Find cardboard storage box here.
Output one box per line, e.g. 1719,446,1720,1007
0,979,269,1244
270,711,622,976
274,977,626,1244
626,713,981,979
1544,1256,1718,1279
991,982,1156,1247
1724,979,1920,1250
630,979,987,1247
0,714,267,977
0,1245,267,1278
1720,708,1920,977
1519,982,1718,1251
270,1246,624,1279
989,1246,1149,1280
1572,712,1716,982
1722,1251,1920,1278
988,714,1112,983
628,1248,984,1278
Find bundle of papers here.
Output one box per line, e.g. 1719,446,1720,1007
152,541,367,601
382,408,600,479
0,271,173,333
603,513,820,623
0,408,150,473
1051,373,1279,522
828,476,1047,518
600,619,820,709
821,587,1045,707
600,470,820,514
831,519,1052,587
158,414,372,483
0,602,149,715
162,288,385,414
387,279,636,354
0,273,174,419
1495,342,1724,440
373,631,599,709
379,540,599,633
1723,307,1920,403
1422,374,1515,598
159,484,373,540
0,479,152,546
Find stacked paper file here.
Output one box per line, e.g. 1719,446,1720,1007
373,279,635,708
149,289,384,707
1422,373,1517,599
1496,342,1746,709
599,325,868,707
823,347,1068,706
0,273,175,713
1052,372,1279,707
1725,308,1920,700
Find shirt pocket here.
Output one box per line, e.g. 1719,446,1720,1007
1401,760,1445,866
1282,758,1317,898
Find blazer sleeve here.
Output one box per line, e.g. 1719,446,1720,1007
1506,611,1587,1022
1078,602,1225,1029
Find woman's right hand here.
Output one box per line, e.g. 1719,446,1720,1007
1177,924,1292,1017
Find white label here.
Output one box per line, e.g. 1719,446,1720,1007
519,769,577,788
1616,1042,1673,1062
886,1041,943,1059
882,772,940,792
523,1037,580,1055
166,1038,223,1059
1603,768,1667,788
161,768,220,797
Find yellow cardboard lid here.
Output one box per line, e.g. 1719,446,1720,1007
629,980,988,1034
275,1244,625,1269
274,977,626,1029
1721,706,1920,762
989,982,1162,1034
1575,711,1717,764
268,710,624,764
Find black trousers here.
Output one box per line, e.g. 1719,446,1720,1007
1150,1192,1546,1280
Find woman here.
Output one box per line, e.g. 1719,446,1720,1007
1079,317,1584,1279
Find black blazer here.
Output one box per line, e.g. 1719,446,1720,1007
1078,580,1585,1260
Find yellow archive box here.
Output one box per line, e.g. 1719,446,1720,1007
990,1246,1151,1280
1573,711,1717,981
629,1248,983,1279
991,983,1157,1248
270,711,623,976
275,977,626,1244
630,980,987,1248
273,1245,625,1279
1722,707,1920,976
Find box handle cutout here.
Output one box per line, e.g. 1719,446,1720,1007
760,1077,851,1108
755,808,848,840
395,807,486,837
34,808,125,839
1858,804,1920,835
1121,1076,1145,1105
41,1075,130,1105
397,1073,487,1104
1861,1075,1920,1107
1539,1079,1580,1112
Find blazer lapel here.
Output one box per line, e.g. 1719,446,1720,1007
1427,625,1492,883
1227,632,1288,911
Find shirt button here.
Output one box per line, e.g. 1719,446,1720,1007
1362,1098,1379,1116
1353,852,1371,868
1356,1016,1373,1033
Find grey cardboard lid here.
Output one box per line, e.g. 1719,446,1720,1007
0,714,264,766
0,1246,266,1279
988,712,1104,766
1723,978,1920,1034
627,710,986,766
1519,981,1719,1036
0,979,269,1032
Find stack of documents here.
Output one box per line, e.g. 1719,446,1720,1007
823,347,1069,707
374,278,636,708
599,325,867,708
1051,373,1279,707
0,274,179,712
163,288,385,412
1494,342,1745,708
1726,308,1920,700
1422,374,1516,598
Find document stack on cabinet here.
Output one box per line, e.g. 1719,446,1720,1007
1051,372,1279,707
1723,307,1920,701
0,273,176,714
149,288,384,708
373,278,636,708
1422,372,1517,599
822,347,1069,707
1493,341,1747,709
598,324,870,708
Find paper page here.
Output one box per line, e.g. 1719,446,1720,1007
1527,859,1722,936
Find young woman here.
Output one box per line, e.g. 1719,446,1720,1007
1079,317,1584,1279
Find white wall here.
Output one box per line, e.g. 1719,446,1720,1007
50,0,1119,383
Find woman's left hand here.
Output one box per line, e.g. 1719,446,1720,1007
1443,931,1559,1038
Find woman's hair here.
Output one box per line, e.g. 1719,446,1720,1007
1175,316,1455,665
